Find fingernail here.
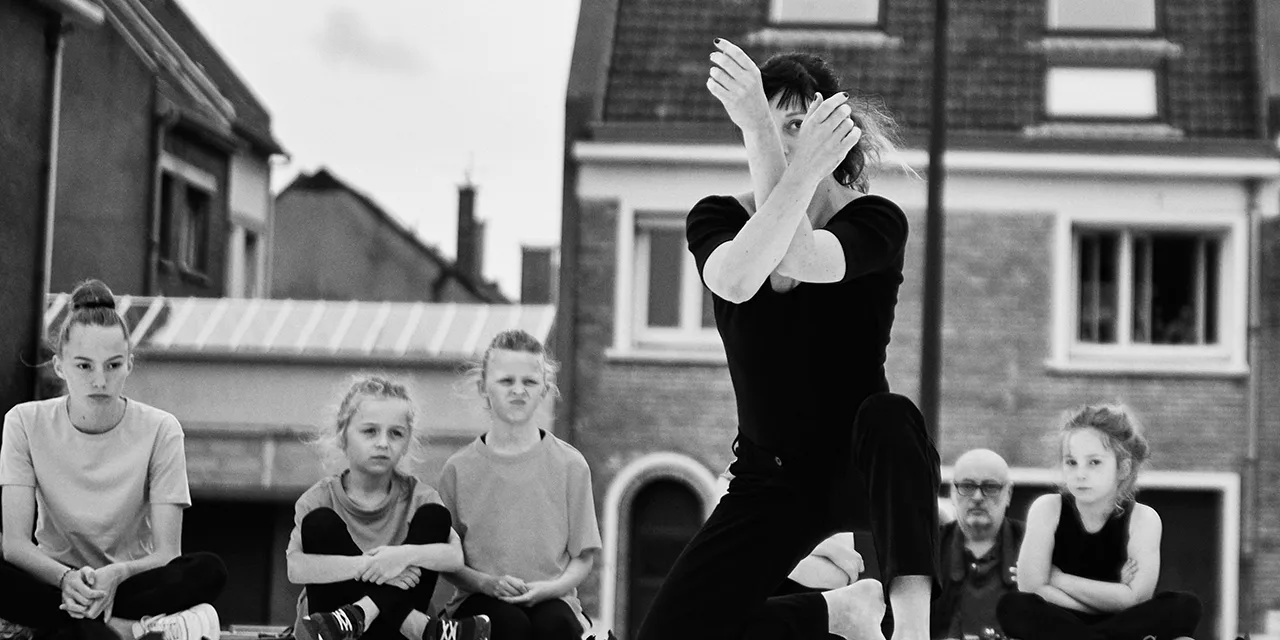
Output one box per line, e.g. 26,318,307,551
841,92,849,98
714,38,722,44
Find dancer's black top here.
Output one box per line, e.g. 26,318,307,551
1051,494,1133,583
687,194,908,464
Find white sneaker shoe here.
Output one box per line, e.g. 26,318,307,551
134,603,221,640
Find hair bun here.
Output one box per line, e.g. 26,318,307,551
70,279,116,311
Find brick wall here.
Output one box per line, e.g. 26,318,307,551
568,196,1255,621
1252,216,1280,620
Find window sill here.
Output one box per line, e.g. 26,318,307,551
743,28,901,49
1023,122,1183,140
1044,358,1248,379
604,346,727,366
1032,36,1182,64
159,259,214,288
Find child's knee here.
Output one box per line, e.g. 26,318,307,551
529,604,580,640
484,602,533,640
406,503,453,543
1166,592,1202,629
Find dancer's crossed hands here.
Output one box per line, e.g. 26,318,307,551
790,93,863,178
706,38,772,133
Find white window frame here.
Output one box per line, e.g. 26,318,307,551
1046,0,1157,32
633,214,719,348
770,0,881,26
227,223,266,298
1049,210,1247,375
159,153,218,276
611,203,724,362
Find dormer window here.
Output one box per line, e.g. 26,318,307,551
1048,0,1156,33
1045,67,1159,121
771,0,881,27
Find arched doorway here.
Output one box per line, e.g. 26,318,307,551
626,479,702,635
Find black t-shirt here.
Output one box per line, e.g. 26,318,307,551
1052,494,1132,582
686,194,908,460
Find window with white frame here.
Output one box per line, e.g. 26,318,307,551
1046,67,1159,120
228,224,265,298
159,154,218,277
771,0,880,26
1048,0,1156,32
1075,226,1233,355
633,214,718,348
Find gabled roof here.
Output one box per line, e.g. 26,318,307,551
147,0,284,155
586,0,1265,144
98,0,284,155
278,168,508,304
44,295,550,363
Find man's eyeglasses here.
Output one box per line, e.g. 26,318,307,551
953,481,1005,497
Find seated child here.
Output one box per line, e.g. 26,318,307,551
288,376,490,640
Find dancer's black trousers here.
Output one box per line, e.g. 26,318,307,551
997,591,1202,640
453,594,581,640
0,552,226,630
302,505,451,640
634,392,942,640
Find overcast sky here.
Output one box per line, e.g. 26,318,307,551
179,0,581,300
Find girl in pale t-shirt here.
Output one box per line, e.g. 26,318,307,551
287,376,491,640
440,330,603,640
0,279,226,640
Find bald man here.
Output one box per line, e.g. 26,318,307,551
931,449,1024,640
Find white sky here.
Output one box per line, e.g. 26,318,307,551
179,0,582,300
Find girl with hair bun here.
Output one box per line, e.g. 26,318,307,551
636,39,939,640
287,375,490,640
0,279,226,640
998,404,1202,640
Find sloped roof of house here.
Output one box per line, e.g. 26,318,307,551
582,0,1268,147
146,0,283,155
98,0,283,155
44,294,551,363
278,168,508,304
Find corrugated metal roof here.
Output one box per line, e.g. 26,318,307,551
44,295,555,362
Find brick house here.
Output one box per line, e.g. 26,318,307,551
272,168,507,304
1,0,282,417
559,0,1280,638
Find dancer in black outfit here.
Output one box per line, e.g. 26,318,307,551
634,40,940,640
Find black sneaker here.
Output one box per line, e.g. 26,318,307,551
295,606,365,640
423,615,490,640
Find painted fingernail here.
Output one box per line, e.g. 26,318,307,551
714,38,722,44
841,92,849,98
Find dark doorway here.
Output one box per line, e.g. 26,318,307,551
626,480,702,638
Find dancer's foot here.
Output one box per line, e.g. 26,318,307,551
823,579,886,640
422,615,490,640
295,605,365,640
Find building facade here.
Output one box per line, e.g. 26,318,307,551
272,169,507,304
1,0,282,416
560,0,1280,638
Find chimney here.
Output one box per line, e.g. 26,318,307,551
456,182,484,281
520,245,559,304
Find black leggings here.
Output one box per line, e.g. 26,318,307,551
453,594,581,640
0,552,226,630
635,392,941,640
997,591,1202,640
302,505,451,640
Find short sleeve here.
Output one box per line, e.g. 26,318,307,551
565,454,602,557
0,408,35,487
148,417,191,507
410,479,444,509
686,196,748,280
824,195,908,282
437,459,463,538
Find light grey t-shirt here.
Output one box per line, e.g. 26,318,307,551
439,431,602,616
286,470,444,556
0,396,191,568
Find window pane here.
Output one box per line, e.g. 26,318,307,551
1077,231,1118,343
701,286,716,328
159,174,175,260
1049,0,1156,31
184,186,212,272
1128,233,1222,346
244,230,261,297
1131,235,1152,343
773,0,879,25
1047,68,1158,119
646,228,683,328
